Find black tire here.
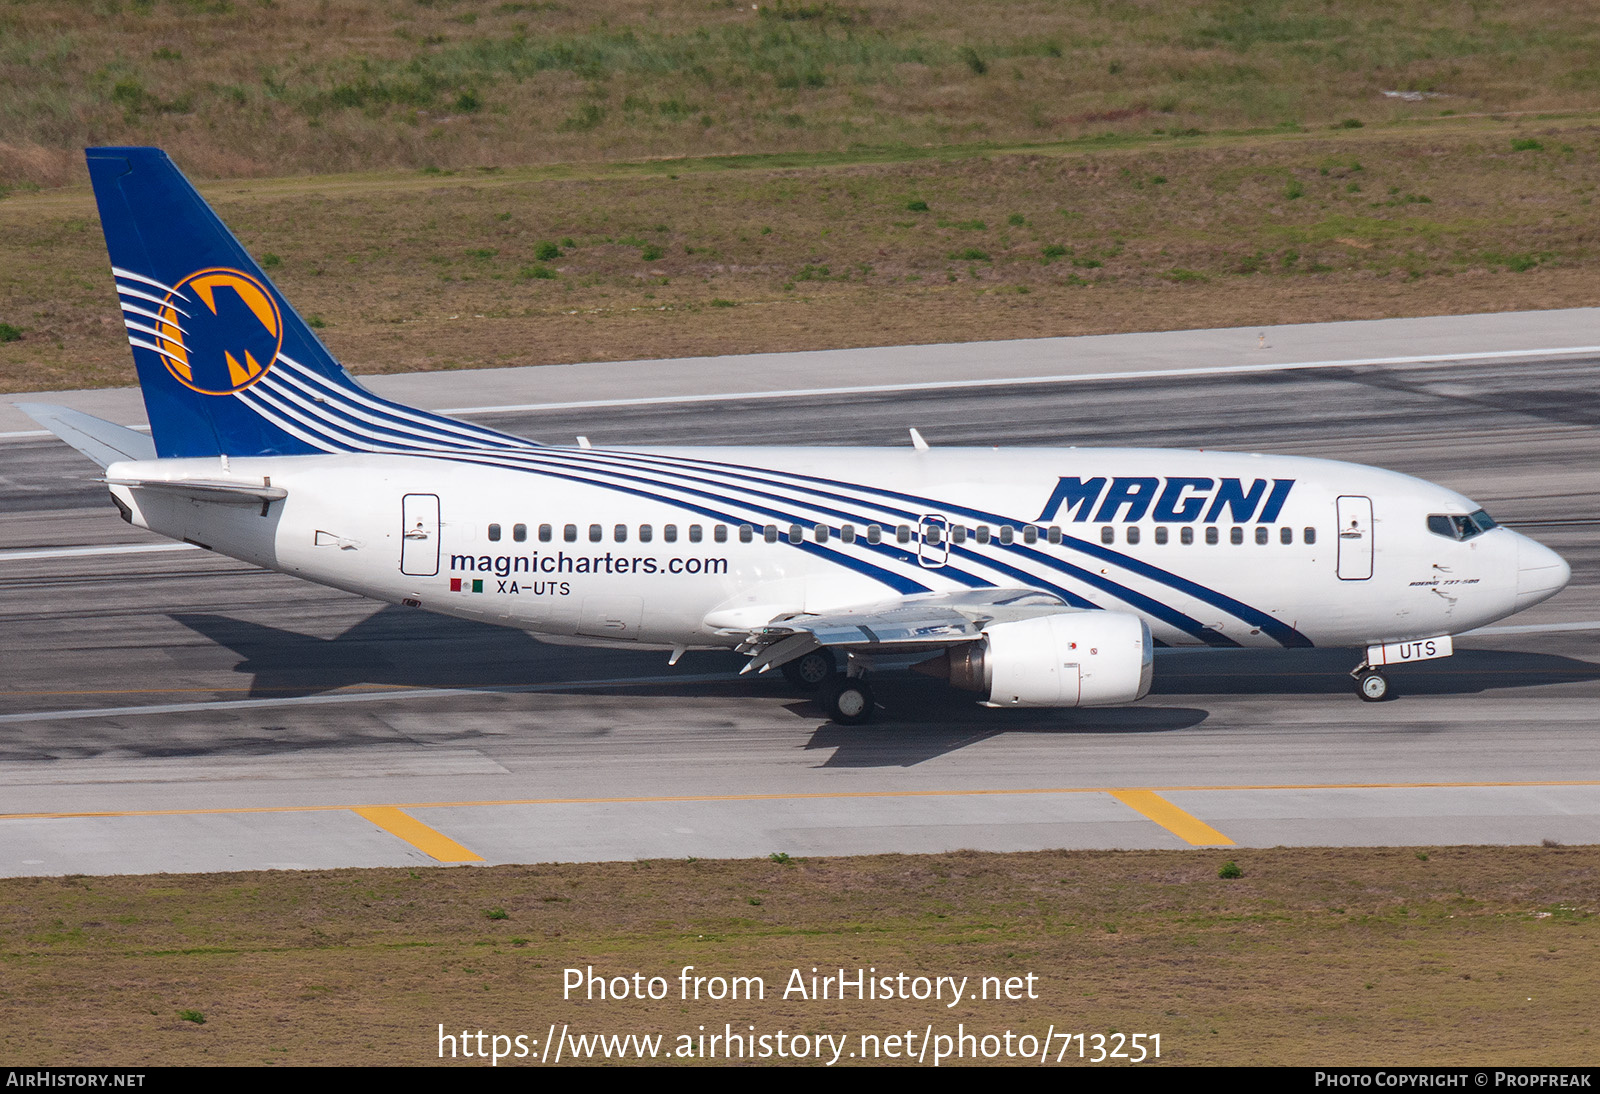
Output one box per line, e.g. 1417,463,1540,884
780,649,837,691
822,677,876,725
1356,669,1391,702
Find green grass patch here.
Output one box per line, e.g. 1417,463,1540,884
0,847,1596,1065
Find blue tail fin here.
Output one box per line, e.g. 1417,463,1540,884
87,147,535,459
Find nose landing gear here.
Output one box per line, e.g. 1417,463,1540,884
1354,666,1392,702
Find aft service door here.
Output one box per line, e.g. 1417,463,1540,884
1336,495,1373,581
400,493,440,576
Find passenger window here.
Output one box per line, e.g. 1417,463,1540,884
714,525,727,543
789,525,804,544
896,525,912,544
975,526,991,545
589,524,603,543
950,526,966,545
1205,527,1219,545
1127,527,1140,545
841,524,856,544
1047,526,1061,545
689,525,702,543
1280,526,1292,545
1155,526,1169,545
924,524,942,545
639,524,653,543
563,523,578,542
538,523,552,543
664,524,678,543
1303,527,1316,545
614,524,627,542
1100,526,1115,545
814,524,829,543
488,523,502,542
739,524,754,543
1230,527,1243,545
867,525,882,544
513,523,527,543
1255,526,1268,545
1181,526,1194,545
764,524,779,543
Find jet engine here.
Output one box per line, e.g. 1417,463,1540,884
919,611,1153,708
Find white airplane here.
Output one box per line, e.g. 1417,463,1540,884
17,148,1572,723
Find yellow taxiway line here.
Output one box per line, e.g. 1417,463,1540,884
352,806,483,863
1109,790,1235,846
2,780,1596,822
8,781,1598,859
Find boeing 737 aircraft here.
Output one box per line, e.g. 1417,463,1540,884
17,148,1572,723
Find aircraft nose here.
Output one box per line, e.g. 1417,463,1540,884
1515,534,1571,611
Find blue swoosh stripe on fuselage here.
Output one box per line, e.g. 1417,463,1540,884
591,448,1311,648
489,448,1250,641
422,452,934,597
269,355,540,450
249,369,526,455
406,447,1231,645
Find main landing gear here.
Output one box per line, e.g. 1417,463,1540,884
779,649,837,691
775,649,878,724
1353,666,1392,702
821,676,877,725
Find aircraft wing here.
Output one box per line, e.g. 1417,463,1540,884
728,588,1077,675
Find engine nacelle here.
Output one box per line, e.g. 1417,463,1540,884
943,612,1153,708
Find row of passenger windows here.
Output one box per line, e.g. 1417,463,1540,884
486,522,1318,547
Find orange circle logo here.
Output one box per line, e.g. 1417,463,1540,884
156,268,283,395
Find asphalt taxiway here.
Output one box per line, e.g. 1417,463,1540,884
2,314,1597,875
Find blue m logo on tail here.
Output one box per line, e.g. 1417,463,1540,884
87,147,533,460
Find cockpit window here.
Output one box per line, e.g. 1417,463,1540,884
1427,509,1498,541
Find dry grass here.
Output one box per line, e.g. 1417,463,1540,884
2,118,1598,393
4,0,1600,189
0,846,1595,1066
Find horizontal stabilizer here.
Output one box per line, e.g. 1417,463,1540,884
104,476,287,506
13,403,156,467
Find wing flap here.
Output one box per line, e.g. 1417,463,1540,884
734,588,1079,672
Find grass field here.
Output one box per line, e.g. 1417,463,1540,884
5,1,1600,394
3,116,1600,393
0,846,1595,1066
5,0,1600,188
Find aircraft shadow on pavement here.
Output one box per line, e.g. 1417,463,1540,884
166,609,1600,768
1150,647,1600,697
168,607,742,697
802,689,1211,768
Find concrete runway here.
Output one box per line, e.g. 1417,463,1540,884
3,337,1599,875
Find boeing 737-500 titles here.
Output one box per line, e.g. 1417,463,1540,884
16,148,1572,723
